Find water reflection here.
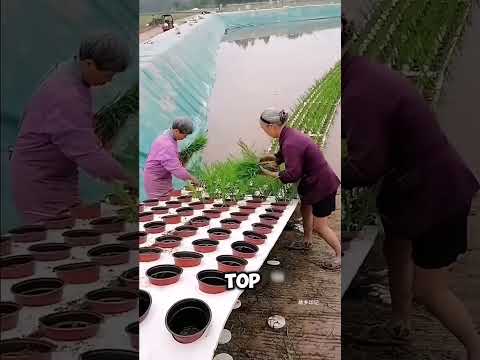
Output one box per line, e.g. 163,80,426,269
231,32,308,49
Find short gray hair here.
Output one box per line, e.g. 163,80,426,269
79,32,130,72
172,118,194,134
260,108,289,125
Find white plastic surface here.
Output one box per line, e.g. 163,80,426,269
139,197,298,360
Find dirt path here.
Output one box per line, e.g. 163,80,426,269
216,195,341,360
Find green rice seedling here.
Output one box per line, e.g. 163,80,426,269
179,133,208,165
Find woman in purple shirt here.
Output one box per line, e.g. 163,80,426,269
259,108,341,268
143,118,199,199
11,33,134,225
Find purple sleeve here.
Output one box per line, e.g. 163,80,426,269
279,143,304,183
160,144,192,181
274,149,284,165
48,97,128,183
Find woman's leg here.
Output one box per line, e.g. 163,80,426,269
313,216,341,258
414,267,480,359
300,202,314,246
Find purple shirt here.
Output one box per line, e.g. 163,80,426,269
342,56,479,237
276,127,340,204
11,61,128,224
143,132,191,198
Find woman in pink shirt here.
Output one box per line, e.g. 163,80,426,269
11,33,134,224
143,118,199,199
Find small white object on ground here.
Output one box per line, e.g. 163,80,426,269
233,299,241,309
270,269,285,283
214,354,233,360
268,315,286,329
267,259,280,266
218,329,232,344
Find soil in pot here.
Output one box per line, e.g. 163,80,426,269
177,195,192,203
251,222,274,235
0,302,21,331
139,247,162,262
11,278,64,306
143,199,159,207
187,216,210,228
243,231,267,245
62,229,101,246
143,221,166,234
252,195,267,202
139,290,152,322
192,239,219,253
0,338,56,360
173,251,203,268
176,207,194,216
212,203,229,212
1,235,12,256
197,270,227,294
223,199,237,206
39,311,103,341
28,243,72,261
165,200,181,209
173,225,198,238
188,201,205,210
162,214,181,224
265,207,283,216
85,288,137,314
139,211,154,222
220,218,241,230
231,241,259,259
0,255,35,279
202,197,214,204
238,206,256,214
259,214,279,225
117,231,147,248
119,267,139,291
146,264,183,286
202,209,221,219
154,235,182,249
230,212,249,222
207,228,231,241
151,206,169,215
53,262,100,284
166,298,211,344
89,216,125,233
44,215,75,230
79,349,138,360
216,255,248,273
87,244,130,266
8,225,46,243
125,322,139,350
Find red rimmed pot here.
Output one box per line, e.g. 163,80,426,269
220,218,241,230
271,201,289,210
0,338,56,360
173,251,203,268
239,205,256,214
197,270,227,294
139,290,152,322
177,195,192,203
176,206,194,217
117,231,147,248
188,201,205,210
90,216,125,234
162,214,181,224
259,213,279,225
0,255,35,279
125,322,139,350
62,229,101,246
85,288,137,314
165,200,181,209
173,225,198,238
53,262,100,284
192,239,219,253
202,197,214,204
1,235,12,256
207,228,231,241
187,216,210,228
230,212,249,222
8,225,46,243
79,349,138,360
39,310,103,341
0,302,21,331
44,215,75,230
216,255,248,273
154,235,182,249
119,267,138,291
245,199,263,208
143,198,159,207
139,211,154,222
225,199,238,206
151,206,169,215
11,278,64,306
139,247,162,262
202,209,221,219
146,264,183,286
143,221,166,234
28,243,72,262
252,222,274,235
212,203,229,212
252,195,267,202
87,244,130,266
165,298,211,344
266,207,283,216
243,231,267,245
170,189,182,197
231,241,259,259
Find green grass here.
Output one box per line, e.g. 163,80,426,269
180,133,208,165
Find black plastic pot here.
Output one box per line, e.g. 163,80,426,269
28,243,72,261
197,270,227,294
187,216,210,228
0,338,56,360
125,322,139,350
231,241,259,259
139,290,152,322
89,216,125,233
144,221,166,234
1,235,12,256
0,301,21,331
8,225,47,243
165,298,212,344
0,255,35,279
39,310,103,341
139,247,162,262
117,231,147,249
119,267,139,291
192,239,219,253
87,244,130,265
79,349,138,360
62,229,101,246
11,278,64,306
54,262,100,284
173,251,203,268
216,255,248,272
85,288,137,314
146,264,183,286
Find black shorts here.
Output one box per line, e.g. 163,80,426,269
384,206,470,269
311,192,336,218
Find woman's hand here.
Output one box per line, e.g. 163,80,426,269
260,165,279,178
260,154,277,163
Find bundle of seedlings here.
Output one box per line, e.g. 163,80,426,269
179,132,208,165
